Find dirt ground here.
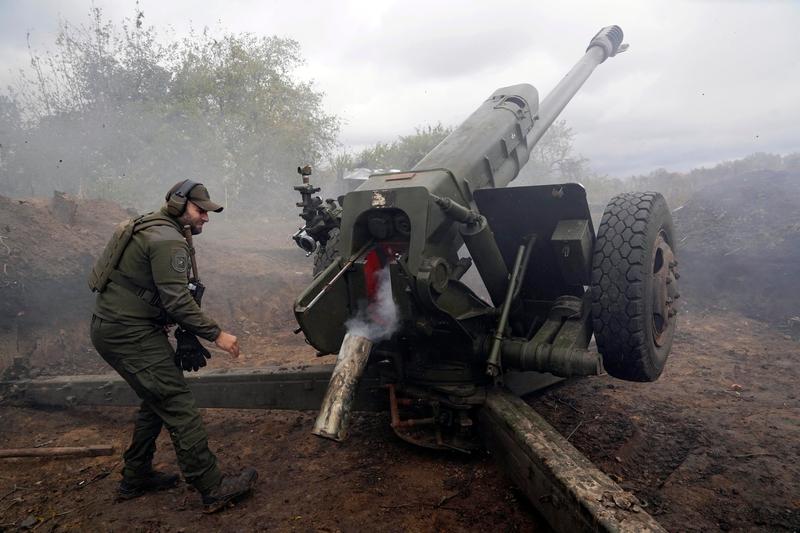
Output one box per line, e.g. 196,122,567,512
531,310,800,531
2,307,798,532
0,407,539,532
1,186,799,531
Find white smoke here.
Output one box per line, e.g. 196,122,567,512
345,265,400,342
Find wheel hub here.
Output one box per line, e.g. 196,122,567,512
651,232,679,347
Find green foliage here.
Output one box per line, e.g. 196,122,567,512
346,119,595,190
168,30,338,206
1,7,179,201
15,7,170,119
317,123,453,197
351,123,453,171
1,6,338,213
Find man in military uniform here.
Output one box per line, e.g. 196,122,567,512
90,180,256,512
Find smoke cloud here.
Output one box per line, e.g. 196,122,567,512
345,266,399,342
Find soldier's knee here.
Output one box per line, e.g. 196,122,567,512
133,360,191,404
168,419,209,454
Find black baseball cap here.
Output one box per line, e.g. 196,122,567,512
187,184,223,213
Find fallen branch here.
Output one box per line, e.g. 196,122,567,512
76,470,111,490
32,500,96,531
0,486,19,502
566,420,584,441
731,452,777,459
379,502,461,513
54,501,93,518
379,503,421,510
74,459,121,491
0,445,114,459
0,496,23,514
553,396,584,415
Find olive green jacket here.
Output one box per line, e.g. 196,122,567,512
93,207,221,342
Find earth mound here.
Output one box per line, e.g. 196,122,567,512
672,169,800,330
0,193,135,374
0,192,314,376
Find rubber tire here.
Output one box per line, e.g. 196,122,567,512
313,228,341,276
591,192,677,382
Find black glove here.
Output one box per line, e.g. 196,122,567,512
174,328,211,372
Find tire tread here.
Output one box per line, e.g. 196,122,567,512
591,192,670,382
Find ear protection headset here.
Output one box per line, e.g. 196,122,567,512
165,179,199,217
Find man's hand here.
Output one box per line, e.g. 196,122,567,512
214,331,240,358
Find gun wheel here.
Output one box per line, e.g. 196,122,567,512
591,192,679,382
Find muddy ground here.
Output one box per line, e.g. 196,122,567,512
1,179,800,531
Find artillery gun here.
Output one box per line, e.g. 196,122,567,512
3,26,676,532
293,25,678,444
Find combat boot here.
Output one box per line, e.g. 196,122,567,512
201,467,258,513
117,470,180,501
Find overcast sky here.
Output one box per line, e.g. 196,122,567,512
1,0,798,177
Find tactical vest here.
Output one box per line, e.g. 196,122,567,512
88,212,177,295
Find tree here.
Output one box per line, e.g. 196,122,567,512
347,120,590,187
14,7,171,121
515,120,591,185
1,6,339,213
348,123,453,171
168,31,339,210
5,8,183,204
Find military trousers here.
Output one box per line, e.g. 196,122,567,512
90,315,222,493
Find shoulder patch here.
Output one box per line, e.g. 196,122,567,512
171,247,189,273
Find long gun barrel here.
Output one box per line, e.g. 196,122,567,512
527,25,625,154
414,25,625,190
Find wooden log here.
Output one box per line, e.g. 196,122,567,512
0,445,114,459
479,389,666,533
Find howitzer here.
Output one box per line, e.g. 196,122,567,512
294,25,679,450
3,25,676,532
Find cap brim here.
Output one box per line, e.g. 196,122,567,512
193,200,224,213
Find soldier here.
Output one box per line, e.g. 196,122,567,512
89,180,257,513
